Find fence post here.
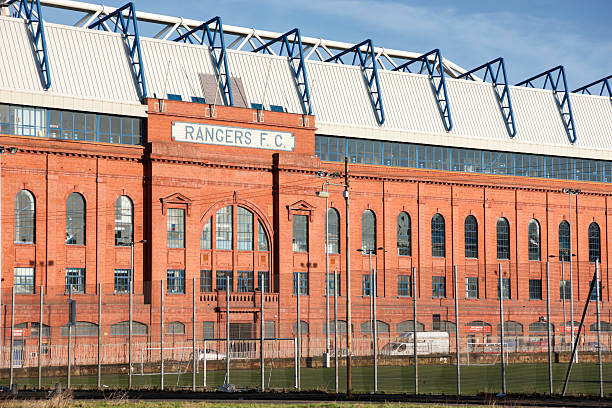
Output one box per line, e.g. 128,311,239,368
160,280,164,390
225,274,230,386
453,265,460,395
260,271,265,391
595,260,603,398
546,262,553,394
334,272,339,393
373,266,378,393
412,266,418,395
97,283,101,390
67,286,72,389
297,279,301,389
9,286,15,389
294,337,298,389
498,263,506,395
192,277,197,392
38,285,43,389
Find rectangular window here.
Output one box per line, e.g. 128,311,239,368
432,276,446,298
216,270,233,292
465,277,479,299
529,279,542,300
237,207,253,250
167,269,185,294
497,278,511,299
292,272,308,295
65,268,85,294
202,321,214,339
560,280,571,300
0,103,10,134
216,206,233,250
237,270,254,292
325,272,341,296
432,314,441,331
265,321,275,339
362,274,372,296
14,267,34,294
398,275,412,297
167,208,185,248
200,270,212,292
258,271,270,292
292,214,308,252
114,269,130,294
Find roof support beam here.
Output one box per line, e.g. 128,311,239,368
173,16,233,107
252,28,312,115
9,0,52,89
573,75,612,98
458,57,516,137
325,39,385,125
394,49,452,132
88,2,148,99
516,66,576,144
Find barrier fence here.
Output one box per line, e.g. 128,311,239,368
0,262,610,396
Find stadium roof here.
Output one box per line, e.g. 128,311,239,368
1,0,611,160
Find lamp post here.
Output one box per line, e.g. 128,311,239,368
128,239,146,389
562,188,580,363
357,245,383,393
0,146,18,352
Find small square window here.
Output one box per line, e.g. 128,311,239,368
167,94,182,101
270,105,285,112
191,96,206,104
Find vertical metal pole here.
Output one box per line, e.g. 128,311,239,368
67,286,72,389
325,189,330,356
344,157,352,395
453,265,460,395
192,277,196,391
499,263,506,395
412,266,418,394
368,254,373,390
294,337,298,389
160,280,164,390
38,285,43,389
97,283,101,390
225,274,230,385
9,286,15,389
569,192,577,363
260,271,265,391
297,279,301,389
546,262,553,395
334,271,338,393
129,243,134,389
595,260,603,398
203,340,207,387
373,266,378,393
562,261,567,345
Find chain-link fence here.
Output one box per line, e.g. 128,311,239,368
0,262,611,396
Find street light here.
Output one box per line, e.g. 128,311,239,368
129,238,146,389
0,146,18,352
562,188,580,362
357,245,383,392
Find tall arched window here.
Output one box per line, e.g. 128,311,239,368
237,206,253,250
15,190,35,244
66,193,85,245
326,208,340,254
559,221,570,262
528,219,541,261
431,213,445,257
589,222,601,262
464,215,478,259
201,218,212,249
114,195,133,246
257,220,269,251
397,212,411,256
361,210,376,254
216,206,233,250
496,218,510,260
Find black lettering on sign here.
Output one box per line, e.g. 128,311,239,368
244,131,252,144
205,127,214,142
275,134,282,147
235,130,243,144
215,129,224,142
185,125,194,140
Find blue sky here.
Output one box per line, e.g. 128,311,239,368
42,0,611,90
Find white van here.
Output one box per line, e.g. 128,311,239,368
382,332,450,356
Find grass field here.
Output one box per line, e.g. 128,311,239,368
2,363,611,396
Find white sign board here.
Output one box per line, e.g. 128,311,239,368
171,122,295,151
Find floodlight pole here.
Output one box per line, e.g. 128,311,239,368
343,157,352,396
499,263,506,395
595,260,603,398
564,188,580,363
546,262,553,395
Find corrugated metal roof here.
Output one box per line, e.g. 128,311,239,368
1,15,610,159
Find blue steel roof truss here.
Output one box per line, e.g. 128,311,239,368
10,0,51,89
573,75,612,98
88,2,148,100
173,17,233,107
252,28,312,115
457,57,516,137
325,39,385,125
393,49,452,132
516,66,576,144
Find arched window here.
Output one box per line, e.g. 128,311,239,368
588,222,601,262
201,218,211,249
397,212,411,256
257,220,269,251
61,321,98,336
431,213,445,257
529,321,554,335
396,320,424,333
326,208,340,254
110,321,148,336
559,221,570,262
498,321,523,335
360,320,390,334
237,206,253,250
15,190,35,244
528,219,541,261
361,210,376,254
496,218,510,260
166,321,185,335
464,215,478,259
114,195,133,246
216,206,233,250
292,320,309,335
66,193,85,245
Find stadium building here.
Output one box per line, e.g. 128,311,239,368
1,0,611,358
